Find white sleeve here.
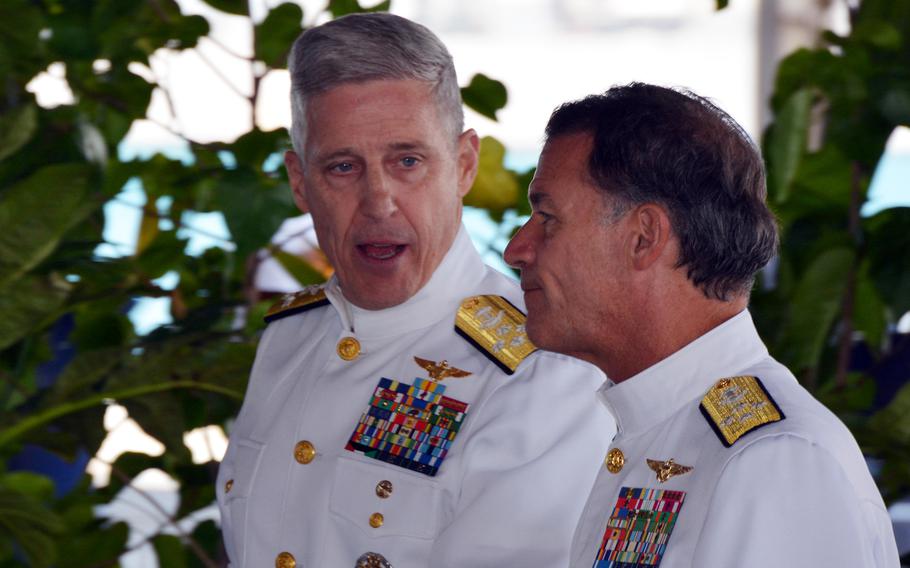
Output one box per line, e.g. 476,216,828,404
429,355,614,568
692,434,899,568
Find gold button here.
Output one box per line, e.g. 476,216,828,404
294,440,316,464
337,336,361,360
375,480,393,499
275,551,296,568
606,448,625,474
224,479,234,493
369,512,384,528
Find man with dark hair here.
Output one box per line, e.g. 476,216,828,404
215,13,613,568
505,83,899,567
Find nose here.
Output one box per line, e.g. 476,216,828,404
504,221,535,269
360,167,397,219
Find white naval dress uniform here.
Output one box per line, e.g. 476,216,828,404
216,225,615,567
570,310,900,568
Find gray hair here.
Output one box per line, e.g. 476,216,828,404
287,12,464,155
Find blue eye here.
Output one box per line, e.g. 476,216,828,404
400,156,419,167
330,162,354,174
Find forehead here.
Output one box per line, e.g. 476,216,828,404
303,79,451,155
530,133,599,205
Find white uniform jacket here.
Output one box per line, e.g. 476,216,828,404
570,310,900,568
217,226,614,567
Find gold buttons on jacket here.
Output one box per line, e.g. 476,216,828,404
375,480,393,499
606,448,625,474
275,551,296,568
356,551,391,568
224,479,234,494
294,440,316,464
369,512,384,528
337,336,361,360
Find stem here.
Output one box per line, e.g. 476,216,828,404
0,381,242,449
834,161,865,389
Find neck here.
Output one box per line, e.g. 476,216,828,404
596,290,748,383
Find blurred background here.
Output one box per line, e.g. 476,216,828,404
1,0,909,566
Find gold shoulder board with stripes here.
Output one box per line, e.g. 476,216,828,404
264,286,329,323
699,375,785,447
455,295,537,375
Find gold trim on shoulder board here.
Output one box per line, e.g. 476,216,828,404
455,295,536,374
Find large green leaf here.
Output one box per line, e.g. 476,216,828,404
0,164,97,287
776,247,854,373
461,74,508,121
153,534,189,568
255,3,304,67
0,105,38,162
865,206,910,315
765,88,812,204
0,476,64,568
273,249,327,286
0,275,72,350
216,168,296,259
465,136,519,213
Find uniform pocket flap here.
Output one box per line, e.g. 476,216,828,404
329,456,440,539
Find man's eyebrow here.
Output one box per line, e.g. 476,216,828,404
310,148,357,163
529,190,553,208
387,141,428,152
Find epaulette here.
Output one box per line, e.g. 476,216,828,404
454,295,537,375
699,376,785,447
264,285,329,323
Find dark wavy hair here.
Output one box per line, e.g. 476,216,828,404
545,82,779,300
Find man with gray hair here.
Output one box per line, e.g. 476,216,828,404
216,12,613,568
505,83,899,567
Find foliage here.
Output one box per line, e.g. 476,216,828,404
1,0,909,565
0,0,522,565
750,0,910,501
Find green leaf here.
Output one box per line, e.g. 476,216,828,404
0,104,38,161
328,0,391,18
217,168,296,259
55,521,128,568
273,249,327,286
777,247,854,372
255,3,304,67
865,206,910,315
880,88,910,124
153,534,189,568
461,74,508,121
715,0,730,9
0,483,64,568
765,88,812,204
853,264,887,352
200,0,248,15
0,275,72,350
0,164,97,287
229,128,290,171
465,136,519,213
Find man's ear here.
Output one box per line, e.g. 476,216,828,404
629,203,672,271
456,129,480,198
284,150,309,213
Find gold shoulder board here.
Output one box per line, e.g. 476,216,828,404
264,286,329,323
455,295,537,375
699,376,785,447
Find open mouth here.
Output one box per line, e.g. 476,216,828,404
358,243,407,261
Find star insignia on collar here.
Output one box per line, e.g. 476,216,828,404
646,458,693,483
413,357,472,382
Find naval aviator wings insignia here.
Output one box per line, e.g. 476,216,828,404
413,357,473,382
646,458,693,483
